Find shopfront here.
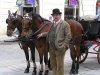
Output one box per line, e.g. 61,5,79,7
17,0,39,15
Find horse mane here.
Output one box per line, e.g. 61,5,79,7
32,13,50,22
17,15,23,19
13,15,23,35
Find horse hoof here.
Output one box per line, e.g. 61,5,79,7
74,70,78,74
69,70,75,74
32,70,37,75
69,71,73,74
24,68,29,73
38,71,43,75
69,70,78,74
44,70,49,75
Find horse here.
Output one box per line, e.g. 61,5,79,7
25,12,83,74
6,10,37,75
66,20,83,74
21,12,51,75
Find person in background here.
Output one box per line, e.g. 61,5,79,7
37,8,71,75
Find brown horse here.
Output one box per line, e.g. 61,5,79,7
21,14,51,75
26,12,83,74
6,10,37,75
66,20,83,74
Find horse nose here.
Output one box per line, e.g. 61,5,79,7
21,35,30,42
7,32,12,36
21,33,30,39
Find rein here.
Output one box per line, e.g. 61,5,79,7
32,21,51,36
70,35,83,46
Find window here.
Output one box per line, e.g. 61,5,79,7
64,0,79,20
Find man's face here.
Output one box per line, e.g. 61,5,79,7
52,14,61,22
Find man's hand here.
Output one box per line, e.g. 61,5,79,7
37,33,43,38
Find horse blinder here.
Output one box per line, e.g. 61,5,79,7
29,20,33,26
6,19,8,23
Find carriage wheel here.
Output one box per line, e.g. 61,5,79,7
97,47,100,64
79,49,88,63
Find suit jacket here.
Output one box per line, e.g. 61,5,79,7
42,19,71,50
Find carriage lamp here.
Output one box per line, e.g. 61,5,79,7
16,0,22,15
16,0,22,6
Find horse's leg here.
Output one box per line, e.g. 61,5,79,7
74,45,80,74
69,44,76,74
35,41,44,75
44,50,49,75
38,53,43,75
22,46,30,73
30,45,37,75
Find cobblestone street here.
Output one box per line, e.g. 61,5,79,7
0,36,100,75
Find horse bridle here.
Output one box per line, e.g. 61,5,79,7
6,14,17,30
22,15,52,41
32,20,51,36
22,15,32,31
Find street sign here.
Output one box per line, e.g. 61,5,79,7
69,0,77,6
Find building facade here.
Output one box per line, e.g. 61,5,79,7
0,0,98,35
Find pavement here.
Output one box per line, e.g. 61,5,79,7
0,35,100,75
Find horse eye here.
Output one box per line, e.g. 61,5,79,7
29,21,32,26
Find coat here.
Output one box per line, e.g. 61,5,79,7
42,19,71,50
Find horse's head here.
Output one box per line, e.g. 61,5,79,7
6,10,17,36
31,13,44,29
21,12,51,41
21,15,33,40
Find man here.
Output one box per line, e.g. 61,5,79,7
37,8,71,75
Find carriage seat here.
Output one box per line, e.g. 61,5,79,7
80,15,99,21
79,20,100,40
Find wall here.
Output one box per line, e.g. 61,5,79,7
0,0,17,35
79,0,97,17
0,0,65,35
39,0,65,20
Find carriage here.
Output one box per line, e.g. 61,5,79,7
5,10,100,74
78,16,100,64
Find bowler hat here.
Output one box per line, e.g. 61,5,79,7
51,8,62,15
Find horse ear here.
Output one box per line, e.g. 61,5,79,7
8,10,11,15
15,11,17,15
13,11,17,16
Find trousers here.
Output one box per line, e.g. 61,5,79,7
49,47,66,75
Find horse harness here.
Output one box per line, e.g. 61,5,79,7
70,35,83,46
32,20,52,36
6,14,17,30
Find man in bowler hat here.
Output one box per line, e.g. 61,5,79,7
37,8,71,75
